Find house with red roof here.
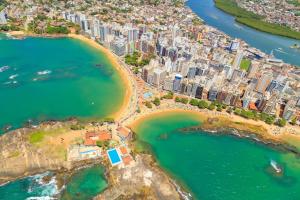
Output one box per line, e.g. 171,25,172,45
84,131,112,146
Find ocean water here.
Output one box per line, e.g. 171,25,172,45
61,165,107,200
0,172,59,200
0,165,107,200
133,112,300,200
187,0,300,66
0,33,125,133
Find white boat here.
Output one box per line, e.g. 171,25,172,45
0,66,10,73
270,160,282,173
37,70,51,75
9,74,18,79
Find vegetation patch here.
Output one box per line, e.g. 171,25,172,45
29,130,46,144
240,59,251,71
214,0,300,40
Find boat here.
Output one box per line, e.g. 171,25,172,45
37,70,52,75
9,74,18,79
0,66,10,73
290,44,300,49
270,160,282,173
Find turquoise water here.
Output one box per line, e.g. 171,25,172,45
61,165,107,200
133,112,300,200
0,33,125,133
0,166,107,200
187,0,300,66
0,172,59,200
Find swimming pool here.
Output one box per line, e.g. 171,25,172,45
107,148,122,165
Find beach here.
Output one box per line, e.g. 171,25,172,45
5,31,134,122
67,34,134,121
128,101,300,150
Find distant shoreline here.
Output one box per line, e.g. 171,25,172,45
214,0,300,40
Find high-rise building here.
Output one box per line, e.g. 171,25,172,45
110,38,126,56
282,102,296,121
0,10,7,24
163,78,174,91
195,85,204,99
208,88,218,101
232,51,244,69
142,65,154,82
173,74,182,92
153,68,166,87
92,19,100,38
229,39,239,52
247,61,259,79
255,74,272,94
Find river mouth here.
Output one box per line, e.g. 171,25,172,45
0,35,125,134
186,0,300,66
132,112,300,200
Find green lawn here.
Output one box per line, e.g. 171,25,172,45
29,131,45,144
240,59,251,71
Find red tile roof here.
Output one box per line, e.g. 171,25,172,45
119,146,128,155
99,132,112,141
249,102,258,110
122,155,132,166
117,126,131,138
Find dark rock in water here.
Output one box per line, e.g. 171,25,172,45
158,133,168,140
42,174,53,184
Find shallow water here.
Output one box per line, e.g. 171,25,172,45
61,165,107,200
133,112,300,200
0,34,125,133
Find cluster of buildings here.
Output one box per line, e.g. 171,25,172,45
3,0,300,124
236,0,300,32
68,125,133,167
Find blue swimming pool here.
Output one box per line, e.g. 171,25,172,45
107,149,122,165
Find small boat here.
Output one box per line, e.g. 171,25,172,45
9,74,18,79
95,64,103,67
270,160,282,173
0,66,10,73
290,44,300,49
37,70,51,75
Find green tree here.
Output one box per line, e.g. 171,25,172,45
175,97,181,102
276,118,287,127
189,99,199,106
153,97,161,106
198,100,208,109
145,101,152,108
208,103,216,110
181,98,189,104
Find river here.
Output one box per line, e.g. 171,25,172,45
187,0,300,66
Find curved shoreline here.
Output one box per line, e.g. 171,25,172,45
128,108,300,151
3,31,133,126
67,34,133,121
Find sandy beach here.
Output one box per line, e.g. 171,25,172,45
128,103,300,149
67,34,133,121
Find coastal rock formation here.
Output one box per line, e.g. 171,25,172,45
95,155,183,200
0,127,68,185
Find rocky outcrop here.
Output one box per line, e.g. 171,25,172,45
95,155,185,200
0,127,67,185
